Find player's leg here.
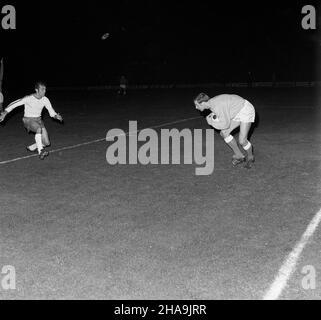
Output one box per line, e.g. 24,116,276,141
26,143,37,152
238,100,255,167
239,122,254,158
35,127,49,159
220,120,245,163
28,127,50,153
35,128,44,153
239,122,254,168
23,118,49,159
23,118,38,152
233,99,256,168
41,127,51,147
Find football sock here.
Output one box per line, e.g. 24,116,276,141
27,143,37,151
242,141,254,159
35,134,43,154
224,135,244,158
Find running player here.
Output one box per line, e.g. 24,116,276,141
0,81,63,159
194,93,255,168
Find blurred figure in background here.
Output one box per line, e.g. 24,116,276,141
118,75,128,95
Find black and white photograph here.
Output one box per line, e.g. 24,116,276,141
0,0,321,305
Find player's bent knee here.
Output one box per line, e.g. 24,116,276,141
42,135,50,146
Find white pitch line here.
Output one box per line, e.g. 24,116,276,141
0,116,202,165
263,207,321,300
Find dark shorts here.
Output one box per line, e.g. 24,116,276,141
22,117,45,133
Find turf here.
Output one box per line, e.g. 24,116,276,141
0,87,320,299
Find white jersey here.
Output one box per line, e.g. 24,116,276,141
5,95,57,118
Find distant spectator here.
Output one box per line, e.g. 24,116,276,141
118,75,128,95
247,71,254,88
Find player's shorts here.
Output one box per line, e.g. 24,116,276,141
120,84,127,89
232,100,255,123
22,117,45,133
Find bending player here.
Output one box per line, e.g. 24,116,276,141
0,81,63,160
194,93,255,168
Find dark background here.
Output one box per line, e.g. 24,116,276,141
0,0,320,90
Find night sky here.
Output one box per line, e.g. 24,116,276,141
0,0,320,89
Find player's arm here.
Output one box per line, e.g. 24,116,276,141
54,113,63,122
206,112,217,125
206,106,230,130
0,97,26,122
44,98,63,122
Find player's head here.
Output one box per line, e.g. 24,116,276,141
35,81,47,98
194,93,210,111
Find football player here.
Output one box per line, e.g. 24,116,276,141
118,75,128,96
194,93,255,168
0,81,63,159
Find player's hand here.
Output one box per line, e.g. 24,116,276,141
55,113,63,122
0,111,7,123
206,113,217,126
